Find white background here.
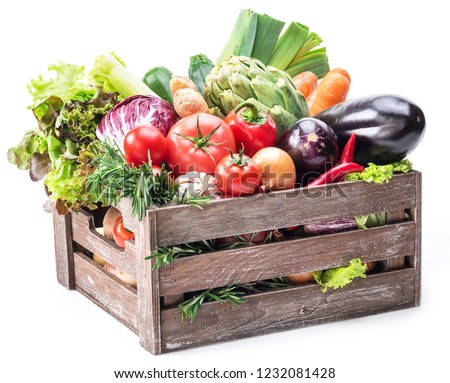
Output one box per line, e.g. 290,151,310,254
1,0,449,382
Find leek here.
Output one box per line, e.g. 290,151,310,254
285,48,330,79
89,53,157,99
217,9,257,62
267,22,309,70
251,13,285,63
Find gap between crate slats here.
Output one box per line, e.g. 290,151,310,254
71,210,136,278
160,268,416,352
159,221,415,296
154,172,417,247
73,251,138,333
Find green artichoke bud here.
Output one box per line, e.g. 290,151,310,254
204,56,309,138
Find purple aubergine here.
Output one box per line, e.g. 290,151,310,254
315,94,426,165
277,117,339,185
96,95,178,147
303,217,357,236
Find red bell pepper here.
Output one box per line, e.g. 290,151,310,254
224,101,277,158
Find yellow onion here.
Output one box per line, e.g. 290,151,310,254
252,147,296,191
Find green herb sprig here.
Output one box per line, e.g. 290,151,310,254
85,140,210,220
178,285,246,323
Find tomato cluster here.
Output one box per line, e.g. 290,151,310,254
122,107,278,198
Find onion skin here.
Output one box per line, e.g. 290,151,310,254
303,217,357,235
252,147,296,191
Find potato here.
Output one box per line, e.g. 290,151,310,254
93,253,106,267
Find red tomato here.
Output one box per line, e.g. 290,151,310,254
166,113,236,176
215,150,261,196
124,124,167,167
112,216,135,248
224,104,277,157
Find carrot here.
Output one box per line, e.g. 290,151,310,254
326,68,351,84
308,69,351,116
292,71,318,99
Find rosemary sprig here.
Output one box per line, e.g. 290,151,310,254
178,285,246,323
146,240,216,269
85,140,210,220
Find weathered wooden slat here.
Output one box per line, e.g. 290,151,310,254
161,269,416,352
115,199,138,233
73,251,138,332
159,222,415,296
136,210,162,355
71,210,136,278
155,172,417,246
53,213,75,289
412,171,422,306
382,210,407,271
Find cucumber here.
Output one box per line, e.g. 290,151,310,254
143,66,173,103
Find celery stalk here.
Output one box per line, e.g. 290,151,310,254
267,22,309,70
251,14,285,63
89,53,157,99
217,9,258,62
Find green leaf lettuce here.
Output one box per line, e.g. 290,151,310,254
313,258,367,293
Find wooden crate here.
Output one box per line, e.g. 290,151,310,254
53,171,421,355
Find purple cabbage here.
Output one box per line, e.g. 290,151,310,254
96,95,178,145
303,217,357,236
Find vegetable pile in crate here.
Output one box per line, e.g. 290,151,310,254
8,8,425,354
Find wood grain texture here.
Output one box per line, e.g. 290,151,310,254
53,213,75,289
71,209,136,278
73,251,138,332
136,210,162,355
159,222,416,296
412,171,422,306
115,199,137,233
161,269,416,352
382,210,407,271
155,172,417,246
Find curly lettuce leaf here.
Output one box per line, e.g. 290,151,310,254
7,130,48,170
55,88,118,147
27,62,95,108
44,142,102,210
312,258,367,293
345,159,413,184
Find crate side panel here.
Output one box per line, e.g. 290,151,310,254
53,212,75,289
155,173,417,246
72,210,136,278
161,269,416,352
73,251,138,332
159,222,415,295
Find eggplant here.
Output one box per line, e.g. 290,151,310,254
303,217,357,236
315,94,425,165
278,117,339,185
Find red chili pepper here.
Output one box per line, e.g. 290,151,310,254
339,132,356,164
308,162,364,187
224,101,277,158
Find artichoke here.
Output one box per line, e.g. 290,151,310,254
204,56,309,138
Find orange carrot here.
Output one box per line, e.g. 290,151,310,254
326,68,351,84
308,69,351,116
292,71,318,99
